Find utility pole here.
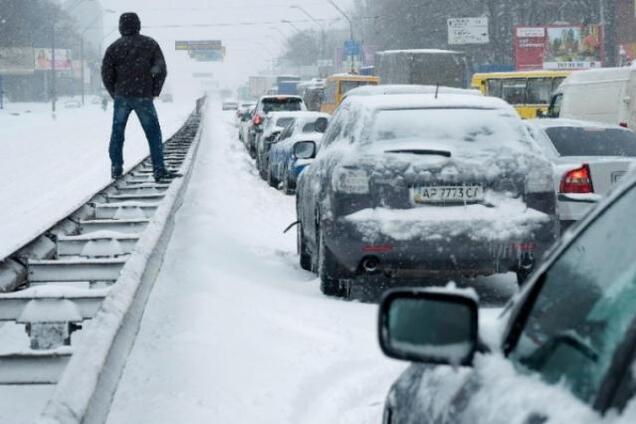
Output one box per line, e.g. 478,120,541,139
327,0,355,73
601,0,618,67
51,14,57,119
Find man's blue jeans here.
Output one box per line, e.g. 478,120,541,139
109,97,165,177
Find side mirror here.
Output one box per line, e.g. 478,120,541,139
293,141,317,159
378,289,478,366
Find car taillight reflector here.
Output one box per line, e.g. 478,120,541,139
560,164,594,193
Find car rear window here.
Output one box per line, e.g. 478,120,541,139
371,108,529,148
262,98,303,113
276,118,295,128
544,127,636,157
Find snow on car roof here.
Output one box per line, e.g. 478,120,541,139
528,118,631,131
345,93,514,112
259,95,303,101
346,84,481,97
266,111,325,119
561,67,632,86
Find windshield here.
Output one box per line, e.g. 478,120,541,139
511,184,636,404
370,108,530,148
545,127,636,157
262,98,303,113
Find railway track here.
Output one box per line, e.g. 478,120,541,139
0,98,206,423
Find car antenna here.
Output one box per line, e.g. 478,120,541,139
435,83,440,99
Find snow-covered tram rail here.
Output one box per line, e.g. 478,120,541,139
0,97,206,422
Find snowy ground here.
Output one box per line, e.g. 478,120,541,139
0,97,195,262
105,103,516,423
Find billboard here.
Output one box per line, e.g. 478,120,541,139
514,25,603,70
34,48,73,71
544,25,602,69
0,48,35,75
515,27,546,70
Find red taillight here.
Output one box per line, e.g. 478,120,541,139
252,114,263,126
620,122,628,128
560,164,594,193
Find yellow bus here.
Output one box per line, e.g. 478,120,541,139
471,70,573,119
321,74,380,114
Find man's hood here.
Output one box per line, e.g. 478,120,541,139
119,12,141,36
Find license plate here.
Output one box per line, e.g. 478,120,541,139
411,185,484,204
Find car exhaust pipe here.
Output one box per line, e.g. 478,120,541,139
361,256,380,273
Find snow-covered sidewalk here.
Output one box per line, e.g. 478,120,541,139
106,103,407,423
0,99,194,261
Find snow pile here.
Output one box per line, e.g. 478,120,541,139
345,197,550,242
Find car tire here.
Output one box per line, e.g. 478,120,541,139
298,223,311,271
283,166,294,195
516,267,533,286
267,165,279,188
318,227,347,298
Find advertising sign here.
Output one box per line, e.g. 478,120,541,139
448,17,489,45
514,27,546,70
514,25,603,70
543,25,602,70
34,48,72,71
0,47,35,75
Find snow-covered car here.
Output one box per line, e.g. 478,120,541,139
238,107,255,144
525,119,636,230
296,93,558,298
246,95,306,158
255,112,299,179
379,170,636,424
267,112,329,193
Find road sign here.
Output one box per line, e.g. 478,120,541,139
175,40,222,51
344,40,361,56
188,48,226,62
448,17,489,45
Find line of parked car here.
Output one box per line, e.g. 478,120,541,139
224,68,636,422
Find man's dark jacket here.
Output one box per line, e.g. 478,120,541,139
101,13,167,99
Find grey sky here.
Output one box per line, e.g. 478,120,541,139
101,0,354,89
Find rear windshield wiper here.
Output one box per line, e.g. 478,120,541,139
384,149,451,158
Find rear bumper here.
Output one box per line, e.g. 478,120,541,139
557,193,601,222
322,207,558,277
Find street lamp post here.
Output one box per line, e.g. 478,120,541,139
290,5,326,60
326,0,355,73
80,9,115,105
281,19,302,34
50,0,92,119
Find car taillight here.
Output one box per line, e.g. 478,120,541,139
332,168,369,194
560,164,594,193
620,122,628,128
253,114,263,126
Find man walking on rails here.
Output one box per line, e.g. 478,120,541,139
102,12,180,183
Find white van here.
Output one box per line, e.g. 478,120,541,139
548,67,636,128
